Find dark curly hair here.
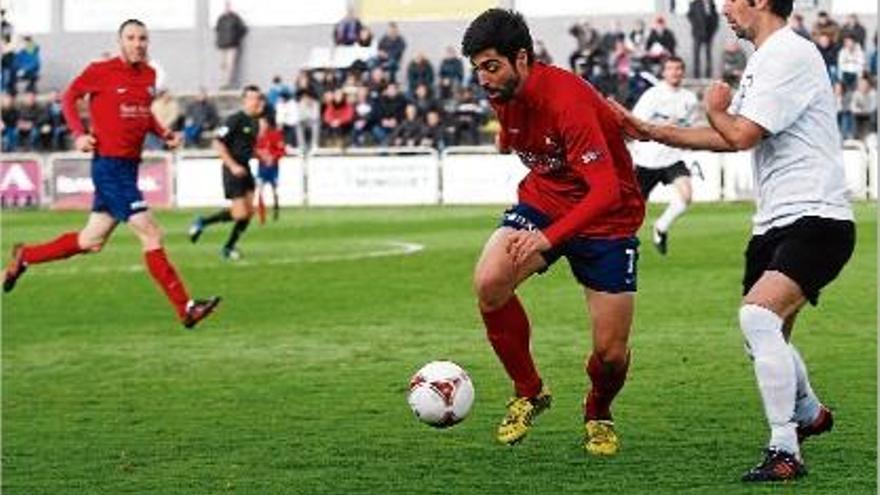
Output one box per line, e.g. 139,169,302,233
461,9,534,65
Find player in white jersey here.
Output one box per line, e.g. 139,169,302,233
630,56,699,254
610,0,855,482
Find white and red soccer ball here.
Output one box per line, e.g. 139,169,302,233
407,361,475,428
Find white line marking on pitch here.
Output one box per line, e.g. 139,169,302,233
36,241,425,276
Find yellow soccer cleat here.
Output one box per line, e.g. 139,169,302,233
584,420,620,456
496,389,552,445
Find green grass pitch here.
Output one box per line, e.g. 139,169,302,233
2,203,876,494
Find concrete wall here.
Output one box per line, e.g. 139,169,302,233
22,0,878,94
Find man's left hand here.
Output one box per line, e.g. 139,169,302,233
506,230,551,266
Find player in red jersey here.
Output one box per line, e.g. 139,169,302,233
3,19,220,329
255,114,285,223
462,9,645,455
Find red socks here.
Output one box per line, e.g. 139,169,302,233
584,351,631,421
21,232,83,264
481,295,542,398
18,234,190,321
481,295,630,412
144,248,190,318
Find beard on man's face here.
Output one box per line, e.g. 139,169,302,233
484,72,520,103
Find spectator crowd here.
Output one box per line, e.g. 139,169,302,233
1,7,876,153
802,11,878,141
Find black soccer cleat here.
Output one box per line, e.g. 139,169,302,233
182,296,221,329
188,217,205,244
652,228,668,255
741,448,807,482
3,243,27,293
797,405,834,443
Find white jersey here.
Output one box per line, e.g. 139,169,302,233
630,81,699,169
729,27,853,234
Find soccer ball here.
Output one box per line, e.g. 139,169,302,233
407,360,475,428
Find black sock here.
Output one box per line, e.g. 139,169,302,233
203,209,233,226
224,219,250,250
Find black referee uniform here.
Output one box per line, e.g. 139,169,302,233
217,110,258,199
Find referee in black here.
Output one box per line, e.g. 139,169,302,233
189,85,264,260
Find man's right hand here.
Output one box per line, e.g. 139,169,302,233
74,134,97,152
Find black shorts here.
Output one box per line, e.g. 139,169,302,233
742,216,855,305
635,161,691,199
223,169,256,199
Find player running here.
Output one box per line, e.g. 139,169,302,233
188,85,263,260
629,56,699,255
611,0,854,481
462,9,645,455
2,19,220,329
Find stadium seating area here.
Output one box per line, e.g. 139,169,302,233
0,5,877,493
0,9,876,155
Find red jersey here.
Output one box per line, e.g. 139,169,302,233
492,62,644,245
62,57,168,160
256,128,286,165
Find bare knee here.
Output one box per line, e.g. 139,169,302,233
473,269,513,312
135,224,164,250
590,341,630,368
675,179,693,205
231,202,253,220
77,232,107,253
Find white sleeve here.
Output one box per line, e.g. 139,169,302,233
632,88,655,120
736,56,813,135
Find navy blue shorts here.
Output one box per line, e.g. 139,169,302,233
499,203,639,293
91,156,147,222
257,163,279,186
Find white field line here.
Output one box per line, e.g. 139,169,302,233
35,241,425,276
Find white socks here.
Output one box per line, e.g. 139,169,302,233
655,192,688,233
739,304,799,457
790,344,821,427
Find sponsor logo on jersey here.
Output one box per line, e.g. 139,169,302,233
514,134,566,173
515,150,565,173
119,103,152,119
581,150,602,164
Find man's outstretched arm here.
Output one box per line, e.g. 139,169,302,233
609,81,764,152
